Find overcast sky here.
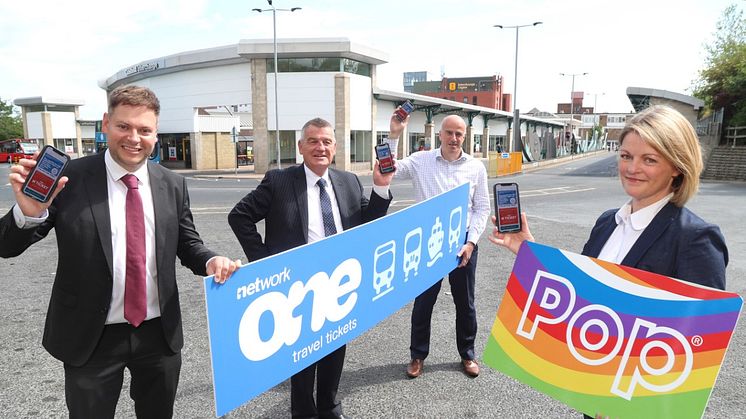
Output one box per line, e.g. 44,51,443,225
0,0,738,120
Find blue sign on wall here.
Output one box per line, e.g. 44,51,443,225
203,183,470,416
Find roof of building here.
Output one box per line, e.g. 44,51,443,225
373,88,564,127
237,37,388,64
100,38,388,91
13,96,84,107
626,86,704,111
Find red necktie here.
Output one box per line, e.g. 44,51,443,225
121,174,146,327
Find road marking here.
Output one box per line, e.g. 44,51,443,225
191,207,233,214
519,186,595,197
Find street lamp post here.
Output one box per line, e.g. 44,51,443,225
494,21,542,153
585,92,605,149
252,1,301,169
559,72,588,154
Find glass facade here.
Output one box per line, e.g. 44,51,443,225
268,130,297,165
267,57,371,77
159,134,192,168
350,130,372,163
489,135,506,152
54,138,77,155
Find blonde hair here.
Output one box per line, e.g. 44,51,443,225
619,105,702,206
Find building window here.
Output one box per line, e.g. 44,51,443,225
350,130,372,163
473,96,478,105
268,130,297,164
463,97,469,103
54,138,77,154
489,135,506,152
267,57,371,76
473,134,482,153
409,132,427,152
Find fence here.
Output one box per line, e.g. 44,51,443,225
725,126,746,147
488,151,522,177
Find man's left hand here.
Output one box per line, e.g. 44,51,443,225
373,160,395,186
456,242,475,268
207,257,242,284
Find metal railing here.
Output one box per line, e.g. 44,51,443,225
725,126,746,147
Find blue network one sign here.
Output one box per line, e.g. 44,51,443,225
203,183,469,416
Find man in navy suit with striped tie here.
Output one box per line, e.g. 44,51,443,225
229,117,394,418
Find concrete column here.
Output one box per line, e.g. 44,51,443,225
251,58,270,174
41,112,53,147
465,125,474,155
21,108,29,138
190,132,203,170
424,122,435,150
74,106,83,158
397,125,408,158
483,125,490,154
216,132,235,169
334,73,351,171
369,66,377,170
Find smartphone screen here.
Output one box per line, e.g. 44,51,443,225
394,100,414,122
22,145,70,202
494,183,522,233
375,143,396,174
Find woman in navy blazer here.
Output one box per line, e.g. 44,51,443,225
490,105,728,418
490,105,728,290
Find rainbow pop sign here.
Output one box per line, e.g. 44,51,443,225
483,241,742,419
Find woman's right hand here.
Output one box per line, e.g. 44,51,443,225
488,212,534,255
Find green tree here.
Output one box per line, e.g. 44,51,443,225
693,4,746,126
0,97,24,141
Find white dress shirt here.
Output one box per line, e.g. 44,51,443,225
304,165,344,244
104,151,160,324
13,151,161,325
597,193,673,264
391,146,491,244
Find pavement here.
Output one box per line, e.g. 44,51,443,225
176,150,609,180
1,152,743,418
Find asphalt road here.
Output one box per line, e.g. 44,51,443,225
1,152,744,418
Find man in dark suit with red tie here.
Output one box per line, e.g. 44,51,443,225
0,85,240,418
228,117,394,418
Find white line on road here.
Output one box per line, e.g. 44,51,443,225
520,186,595,197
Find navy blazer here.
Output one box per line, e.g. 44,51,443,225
228,164,391,261
0,153,217,366
581,202,728,290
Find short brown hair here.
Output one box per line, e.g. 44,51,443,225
108,85,160,116
619,105,702,206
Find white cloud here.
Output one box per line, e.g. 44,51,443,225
0,0,737,119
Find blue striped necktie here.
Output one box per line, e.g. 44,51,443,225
317,178,337,236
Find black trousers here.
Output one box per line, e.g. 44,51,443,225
410,245,478,360
63,318,181,419
291,344,346,419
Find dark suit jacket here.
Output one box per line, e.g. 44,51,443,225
0,153,217,366
228,164,391,261
581,202,728,290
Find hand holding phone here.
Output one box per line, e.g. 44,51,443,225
21,145,70,203
494,183,522,233
375,143,396,174
394,100,414,122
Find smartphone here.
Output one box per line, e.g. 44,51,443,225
394,100,414,122
494,183,522,233
21,145,70,202
375,142,396,174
